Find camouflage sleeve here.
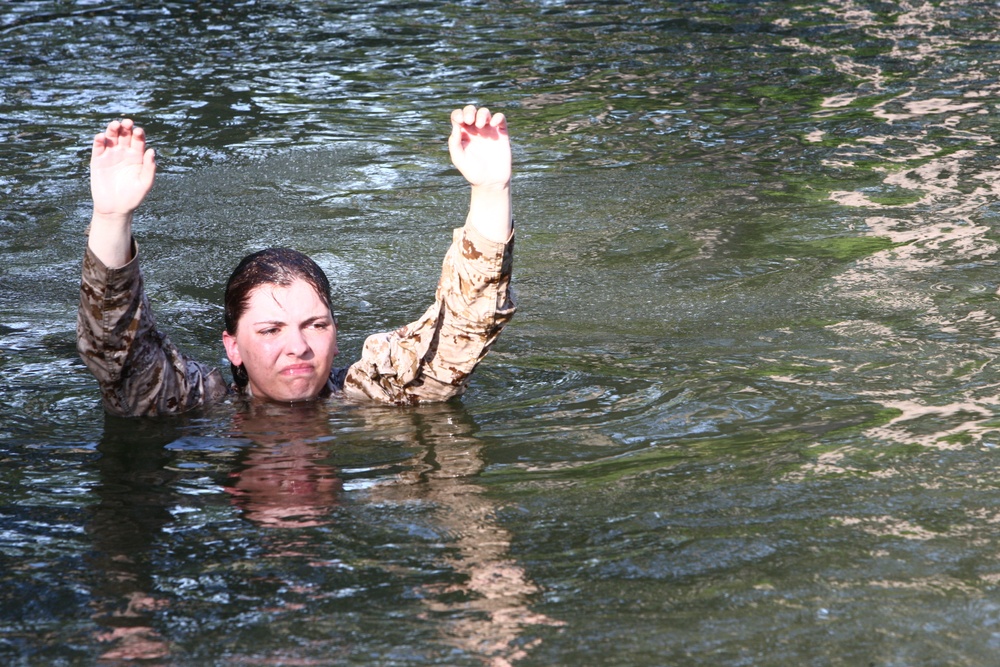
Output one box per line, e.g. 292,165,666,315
339,222,516,404
77,242,230,417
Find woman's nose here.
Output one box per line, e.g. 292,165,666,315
285,328,312,357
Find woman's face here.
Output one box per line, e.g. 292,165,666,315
222,278,338,402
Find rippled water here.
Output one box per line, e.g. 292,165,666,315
5,0,1000,664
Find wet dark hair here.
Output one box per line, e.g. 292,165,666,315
224,247,333,388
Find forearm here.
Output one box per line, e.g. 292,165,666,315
340,223,516,404
466,183,512,243
87,212,135,269
409,223,516,399
77,245,228,416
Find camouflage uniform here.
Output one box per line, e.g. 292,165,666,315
78,224,515,417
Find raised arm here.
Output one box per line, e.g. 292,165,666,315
79,120,229,416
337,106,516,405
88,119,156,268
448,105,512,243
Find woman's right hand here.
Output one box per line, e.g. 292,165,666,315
87,119,156,268
90,118,156,219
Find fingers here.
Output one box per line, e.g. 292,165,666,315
92,120,120,158
92,119,150,162
96,119,145,148
451,105,506,130
463,104,478,126
489,111,507,132
448,114,465,153
92,131,107,157
145,149,157,187
104,120,124,147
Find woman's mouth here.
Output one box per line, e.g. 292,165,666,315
280,364,315,376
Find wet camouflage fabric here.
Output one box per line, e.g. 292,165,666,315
78,224,515,417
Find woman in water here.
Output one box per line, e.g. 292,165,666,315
78,106,515,417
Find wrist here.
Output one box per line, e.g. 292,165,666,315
469,183,511,214
88,211,135,269
467,183,512,244
90,210,135,229
469,181,510,196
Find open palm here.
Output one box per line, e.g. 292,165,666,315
90,119,156,217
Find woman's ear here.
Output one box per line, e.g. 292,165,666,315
222,330,242,367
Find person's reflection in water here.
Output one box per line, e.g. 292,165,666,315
85,416,180,662
223,401,343,528
225,400,560,666
359,403,564,667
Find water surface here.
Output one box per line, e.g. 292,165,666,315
4,1,1000,664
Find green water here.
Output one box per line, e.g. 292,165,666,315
4,1,1000,664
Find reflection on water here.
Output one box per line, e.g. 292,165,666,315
79,402,557,665
224,404,344,528
6,0,1000,664
87,419,179,661
358,404,564,666
788,0,1000,461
